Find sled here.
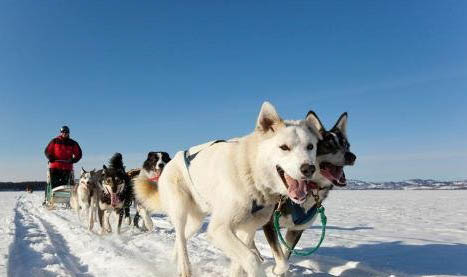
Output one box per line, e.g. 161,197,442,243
45,164,75,209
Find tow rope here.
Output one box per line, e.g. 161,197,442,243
273,194,328,256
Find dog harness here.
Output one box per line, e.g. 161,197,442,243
284,198,318,225
274,191,327,256
251,199,264,214
184,140,266,215
184,140,226,164
183,140,227,210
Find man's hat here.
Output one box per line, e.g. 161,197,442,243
60,126,70,133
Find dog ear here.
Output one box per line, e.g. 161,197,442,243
306,110,325,134
331,112,348,136
305,111,323,140
256,101,284,133
81,167,86,175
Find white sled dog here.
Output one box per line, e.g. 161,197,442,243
70,168,99,231
135,102,324,277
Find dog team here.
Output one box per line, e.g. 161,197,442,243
64,101,356,277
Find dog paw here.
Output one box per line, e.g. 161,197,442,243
272,260,289,275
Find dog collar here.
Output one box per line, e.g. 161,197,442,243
148,176,159,182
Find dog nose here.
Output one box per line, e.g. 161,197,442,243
158,164,165,169
300,163,315,178
345,152,356,165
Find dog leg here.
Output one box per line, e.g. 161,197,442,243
282,229,304,260
104,210,112,233
263,220,289,275
98,208,106,235
140,207,154,232
229,228,259,277
88,206,93,231
172,211,191,277
77,205,82,221
184,207,204,239
165,190,192,277
124,206,131,225
117,210,124,234
250,241,264,262
170,204,204,265
133,210,141,229
89,194,97,231
208,219,266,277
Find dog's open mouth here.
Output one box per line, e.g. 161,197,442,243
148,169,162,182
276,165,318,204
110,193,120,207
320,162,346,186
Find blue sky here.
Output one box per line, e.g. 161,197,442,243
1,1,466,182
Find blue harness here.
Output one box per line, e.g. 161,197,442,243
286,198,318,225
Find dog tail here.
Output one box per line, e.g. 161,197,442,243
109,153,125,171
133,175,161,213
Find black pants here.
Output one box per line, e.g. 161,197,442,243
45,168,72,200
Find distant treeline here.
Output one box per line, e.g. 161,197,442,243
0,182,46,191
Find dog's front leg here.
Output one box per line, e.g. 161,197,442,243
104,210,112,233
117,209,124,234
281,229,304,260
229,228,261,277
124,206,131,225
88,206,94,231
263,220,289,275
141,208,153,231
208,220,266,277
98,207,107,235
88,194,97,231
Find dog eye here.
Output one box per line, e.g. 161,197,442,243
307,144,314,150
279,145,290,151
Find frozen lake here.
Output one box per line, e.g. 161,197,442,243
1,190,466,277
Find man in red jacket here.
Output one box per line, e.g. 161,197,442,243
44,126,82,203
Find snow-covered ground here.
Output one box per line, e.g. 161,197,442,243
1,190,466,277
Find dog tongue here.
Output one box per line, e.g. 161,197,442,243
149,170,162,182
148,176,159,182
285,174,316,203
111,193,120,207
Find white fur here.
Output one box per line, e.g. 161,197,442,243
135,102,322,277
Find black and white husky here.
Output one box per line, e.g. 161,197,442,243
262,111,357,275
96,153,133,235
131,151,171,231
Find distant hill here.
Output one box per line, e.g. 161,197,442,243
1,179,466,191
339,179,467,190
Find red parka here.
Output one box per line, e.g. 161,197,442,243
44,136,82,171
